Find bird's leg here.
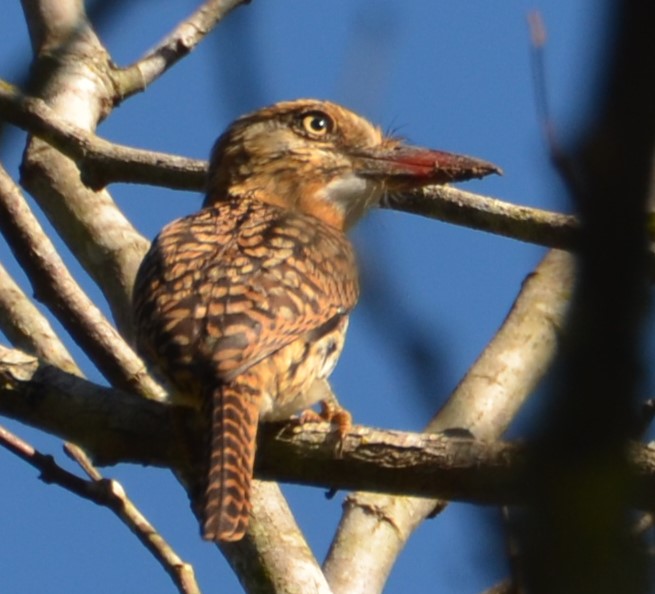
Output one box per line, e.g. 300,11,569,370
298,379,352,454
319,389,353,437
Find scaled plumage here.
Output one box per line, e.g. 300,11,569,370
132,99,499,541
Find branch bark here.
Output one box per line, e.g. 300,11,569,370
0,164,165,399
0,259,80,375
322,249,575,593
1,79,582,257
114,0,250,100
19,0,149,336
0,424,201,594
3,344,655,510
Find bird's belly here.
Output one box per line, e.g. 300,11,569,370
257,319,348,421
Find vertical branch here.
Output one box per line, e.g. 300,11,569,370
20,0,149,336
218,481,333,594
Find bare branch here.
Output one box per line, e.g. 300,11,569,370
1,82,578,254
217,481,333,594
3,344,655,510
386,185,578,251
19,0,150,336
0,344,184,465
115,0,251,100
0,260,80,374
0,84,206,191
323,250,574,594
0,424,200,594
0,165,165,400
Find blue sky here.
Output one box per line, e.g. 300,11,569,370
0,1,615,592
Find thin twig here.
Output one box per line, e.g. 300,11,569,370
115,0,251,100
64,442,102,480
0,164,165,400
0,424,200,594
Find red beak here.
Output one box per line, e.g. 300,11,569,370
352,143,501,188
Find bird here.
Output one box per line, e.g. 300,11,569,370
132,99,500,542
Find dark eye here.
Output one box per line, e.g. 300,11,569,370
300,111,333,137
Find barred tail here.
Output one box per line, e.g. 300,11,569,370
202,382,260,542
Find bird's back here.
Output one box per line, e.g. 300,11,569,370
133,196,359,405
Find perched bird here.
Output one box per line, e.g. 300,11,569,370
132,99,499,541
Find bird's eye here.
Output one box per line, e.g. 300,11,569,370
300,111,333,137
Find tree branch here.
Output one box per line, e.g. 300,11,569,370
323,249,575,593
0,84,206,191
19,0,149,336
217,481,333,594
114,0,250,100
0,260,80,375
0,80,582,257
0,164,165,400
386,185,578,251
2,344,655,508
0,424,200,594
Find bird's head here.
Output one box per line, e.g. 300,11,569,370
206,99,500,230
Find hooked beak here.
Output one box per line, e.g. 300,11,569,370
350,142,502,189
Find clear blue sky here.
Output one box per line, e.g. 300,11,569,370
0,1,623,593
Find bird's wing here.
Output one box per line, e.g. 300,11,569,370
135,200,359,386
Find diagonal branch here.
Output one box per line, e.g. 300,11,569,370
0,164,165,400
323,249,575,593
114,0,251,100
0,260,80,375
19,0,151,336
0,424,200,594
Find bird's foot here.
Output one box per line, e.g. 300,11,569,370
318,398,352,439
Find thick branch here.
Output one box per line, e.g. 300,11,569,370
218,482,333,594
3,345,655,510
323,250,575,593
19,0,149,335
